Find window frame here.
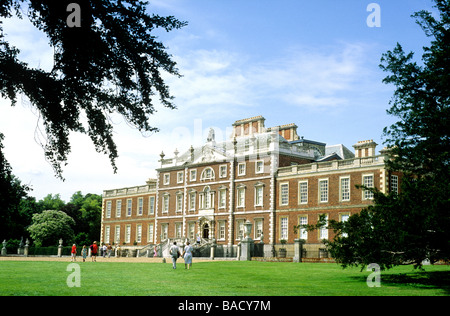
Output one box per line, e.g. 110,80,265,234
298,180,308,204
116,200,122,217
340,176,350,202
104,225,110,243
238,162,246,176
136,224,142,243
218,221,226,240
201,167,215,180
106,201,112,218
318,214,329,240
298,215,308,240
163,173,170,185
189,191,196,211
391,174,398,194
280,182,289,206
176,192,183,213
362,174,374,200
254,218,263,240
148,223,154,243
318,178,329,203
115,225,120,244
177,171,184,184
280,216,288,241
137,197,143,216
148,196,155,215
125,225,131,243
162,194,169,213
126,198,132,217
218,188,227,209
339,213,350,238
190,169,197,182
255,185,264,207
236,185,246,208
236,219,245,240
255,160,264,174
219,165,228,178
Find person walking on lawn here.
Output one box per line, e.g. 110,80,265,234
90,241,98,262
169,242,181,269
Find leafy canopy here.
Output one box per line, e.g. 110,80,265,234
27,209,76,247
0,132,33,240
379,0,450,177
0,0,187,179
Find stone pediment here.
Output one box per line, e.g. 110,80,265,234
192,145,230,164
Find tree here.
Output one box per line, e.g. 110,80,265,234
27,210,76,247
79,193,102,243
0,132,33,240
0,0,187,179
378,0,449,267
38,193,65,211
379,1,450,178
316,181,448,270
311,0,450,270
69,191,85,209
65,191,102,244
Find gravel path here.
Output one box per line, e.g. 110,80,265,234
0,256,228,263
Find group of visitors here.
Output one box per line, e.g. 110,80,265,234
70,241,114,262
69,240,195,270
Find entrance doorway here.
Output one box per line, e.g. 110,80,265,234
202,223,209,239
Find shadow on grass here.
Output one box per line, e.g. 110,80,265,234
384,271,450,294
354,270,450,295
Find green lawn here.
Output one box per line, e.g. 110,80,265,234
0,260,448,296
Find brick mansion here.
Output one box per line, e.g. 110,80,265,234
100,116,401,258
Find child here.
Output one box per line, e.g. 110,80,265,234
71,244,77,262
82,245,87,262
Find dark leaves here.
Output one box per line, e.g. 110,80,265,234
0,0,187,179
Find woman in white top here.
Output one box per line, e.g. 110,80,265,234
182,241,193,270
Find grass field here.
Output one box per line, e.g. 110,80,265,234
0,259,448,296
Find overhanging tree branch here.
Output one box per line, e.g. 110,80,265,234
0,0,187,179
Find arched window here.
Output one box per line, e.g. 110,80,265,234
201,167,215,180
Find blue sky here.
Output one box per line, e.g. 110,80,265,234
0,0,436,201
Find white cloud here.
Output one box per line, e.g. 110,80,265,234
163,41,376,119
0,8,382,202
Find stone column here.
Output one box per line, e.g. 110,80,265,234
240,240,253,261
210,238,216,260
239,220,253,261
236,242,241,260
293,239,305,263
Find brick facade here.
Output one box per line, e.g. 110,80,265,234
101,116,399,256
